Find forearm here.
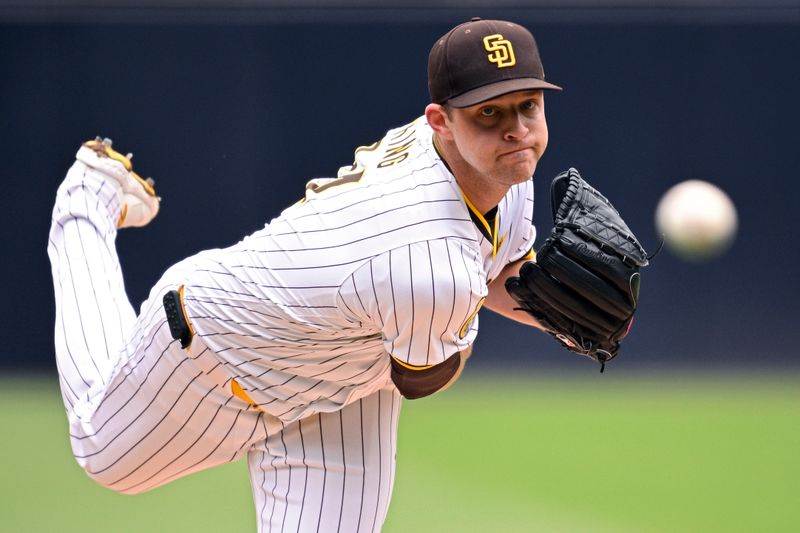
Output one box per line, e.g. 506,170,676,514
484,258,546,330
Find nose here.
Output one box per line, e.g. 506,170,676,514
504,112,530,142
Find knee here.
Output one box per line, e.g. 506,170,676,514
74,455,151,496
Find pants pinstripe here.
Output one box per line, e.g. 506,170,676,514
48,160,401,531
250,390,400,533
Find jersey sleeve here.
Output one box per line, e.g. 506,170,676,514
337,238,486,368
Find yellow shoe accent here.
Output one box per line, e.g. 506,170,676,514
131,170,156,197
76,137,161,228
82,138,133,171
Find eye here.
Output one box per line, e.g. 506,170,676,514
479,107,497,117
520,100,537,111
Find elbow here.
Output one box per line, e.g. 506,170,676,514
390,352,462,400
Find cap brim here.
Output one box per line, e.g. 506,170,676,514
447,78,562,108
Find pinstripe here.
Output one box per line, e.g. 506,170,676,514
350,273,370,321
85,178,127,363
425,241,434,365
442,241,458,353
60,211,103,386
187,294,344,315
222,231,478,274
227,345,374,377
370,392,382,533
90,178,132,360
110,384,221,487
264,452,279,531
254,449,270,530
368,260,383,324
315,413,327,533
407,245,416,363
119,395,261,493
76,367,206,465
75,182,112,364
297,418,310,532
356,399,365,533
193,274,342,291
279,429,292,533
336,410,346,533
307,361,348,379
388,391,397,511
231,217,471,257
52,284,93,407
457,241,476,330
262,420,287,533
59,179,130,401
267,197,463,238
269,381,323,411
69,324,189,441
49,230,78,407
337,276,362,320
255,255,378,273
271,167,448,224
388,249,399,356
52,219,93,394
77,319,175,429
225,408,263,461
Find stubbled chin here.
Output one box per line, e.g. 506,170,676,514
501,157,537,183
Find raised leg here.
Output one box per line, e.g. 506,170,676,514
47,140,266,494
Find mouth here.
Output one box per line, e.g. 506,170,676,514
499,147,535,160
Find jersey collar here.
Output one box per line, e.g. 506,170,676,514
432,132,502,258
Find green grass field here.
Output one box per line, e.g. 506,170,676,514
1,374,797,532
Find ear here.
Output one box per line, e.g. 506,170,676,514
425,104,453,140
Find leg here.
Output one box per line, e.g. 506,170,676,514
248,387,402,533
47,141,266,493
48,148,140,413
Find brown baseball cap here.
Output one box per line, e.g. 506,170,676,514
428,18,562,108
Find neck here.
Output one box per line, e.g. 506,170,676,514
433,133,507,214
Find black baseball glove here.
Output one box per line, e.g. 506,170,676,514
505,168,649,369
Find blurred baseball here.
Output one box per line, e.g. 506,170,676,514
655,180,738,261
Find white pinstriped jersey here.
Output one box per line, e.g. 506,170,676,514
179,116,537,423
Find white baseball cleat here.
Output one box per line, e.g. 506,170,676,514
75,137,161,228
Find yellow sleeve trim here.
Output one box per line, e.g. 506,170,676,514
390,356,434,371
459,297,486,339
523,248,536,261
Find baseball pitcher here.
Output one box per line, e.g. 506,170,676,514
48,18,647,532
